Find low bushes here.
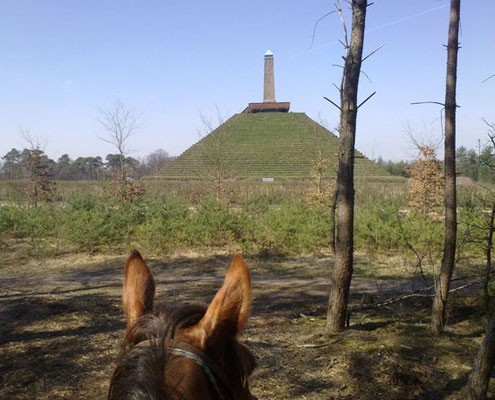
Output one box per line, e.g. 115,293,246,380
64,195,146,252
135,199,191,251
134,197,331,254
0,195,333,255
0,203,58,241
0,189,491,258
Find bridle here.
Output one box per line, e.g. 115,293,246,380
135,338,236,400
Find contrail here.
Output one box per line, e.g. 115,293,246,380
283,3,449,60
368,3,449,33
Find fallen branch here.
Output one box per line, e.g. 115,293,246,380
349,277,483,312
295,338,342,348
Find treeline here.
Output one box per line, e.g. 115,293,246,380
456,145,495,182
2,144,493,182
375,157,410,178
375,144,495,182
0,148,173,181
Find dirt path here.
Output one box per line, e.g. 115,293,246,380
0,269,479,303
0,254,486,400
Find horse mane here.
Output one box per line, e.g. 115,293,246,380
108,304,206,400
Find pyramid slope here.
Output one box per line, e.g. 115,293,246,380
161,113,388,179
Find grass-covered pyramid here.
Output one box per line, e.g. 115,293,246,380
161,112,387,179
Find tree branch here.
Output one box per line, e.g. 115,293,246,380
362,43,384,63
411,101,446,107
335,0,349,49
324,96,342,111
310,10,337,49
481,74,495,83
357,91,376,109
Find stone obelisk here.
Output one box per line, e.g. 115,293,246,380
263,50,275,102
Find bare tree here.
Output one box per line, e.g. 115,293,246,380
481,120,495,310
482,203,495,312
468,305,495,400
19,127,47,152
196,109,234,202
145,149,171,176
19,128,55,206
306,123,335,208
98,98,141,175
98,99,144,201
431,0,461,335
464,120,495,310
325,0,369,333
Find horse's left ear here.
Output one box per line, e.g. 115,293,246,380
123,250,155,328
191,254,251,350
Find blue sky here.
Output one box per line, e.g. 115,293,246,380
0,0,494,162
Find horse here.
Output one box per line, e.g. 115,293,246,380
108,250,257,400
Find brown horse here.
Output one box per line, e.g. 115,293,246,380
108,250,257,400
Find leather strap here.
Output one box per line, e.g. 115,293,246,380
169,340,235,399
134,338,235,399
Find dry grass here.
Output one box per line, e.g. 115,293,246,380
0,249,493,399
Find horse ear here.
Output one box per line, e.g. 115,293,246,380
192,254,251,349
123,250,155,328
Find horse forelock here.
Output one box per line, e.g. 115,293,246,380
108,304,206,400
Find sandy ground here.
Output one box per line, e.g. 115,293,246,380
0,251,491,399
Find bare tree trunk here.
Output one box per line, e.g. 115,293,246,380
483,203,495,311
330,185,338,254
468,306,495,400
431,0,460,335
326,0,367,333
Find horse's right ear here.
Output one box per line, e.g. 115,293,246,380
123,250,155,328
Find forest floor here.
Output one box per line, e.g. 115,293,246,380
0,246,492,399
